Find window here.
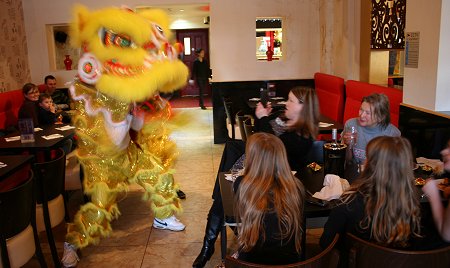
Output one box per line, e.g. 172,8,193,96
256,18,282,61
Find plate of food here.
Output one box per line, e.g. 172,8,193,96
307,162,322,172
420,164,433,172
436,178,449,191
414,177,426,186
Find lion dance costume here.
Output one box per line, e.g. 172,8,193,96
62,5,189,266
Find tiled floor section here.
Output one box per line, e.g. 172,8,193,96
23,107,323,268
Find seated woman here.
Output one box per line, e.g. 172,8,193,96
233,133,305,265
193,87,319,267
18,83,40,127
320,136,449,251
341,93,400,182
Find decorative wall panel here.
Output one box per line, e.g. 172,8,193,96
0,0,31,92
371,0,406,49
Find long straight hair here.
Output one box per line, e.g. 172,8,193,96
285,87,319,139
234,133,305,253
341,136,421,247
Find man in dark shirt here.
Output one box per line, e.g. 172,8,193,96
44,75,70,110
190,48,210,110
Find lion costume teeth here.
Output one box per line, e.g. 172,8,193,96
65,5,188,249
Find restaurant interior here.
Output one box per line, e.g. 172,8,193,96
1,0,450,267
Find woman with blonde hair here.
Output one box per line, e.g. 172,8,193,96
321,136,447,250
233,132,305,264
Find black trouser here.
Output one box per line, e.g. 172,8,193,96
197,78,207,107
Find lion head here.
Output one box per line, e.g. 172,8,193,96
70,5,188,102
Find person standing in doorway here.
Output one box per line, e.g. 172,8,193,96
190,48,210,110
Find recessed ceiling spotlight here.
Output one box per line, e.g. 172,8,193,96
179,9,184,12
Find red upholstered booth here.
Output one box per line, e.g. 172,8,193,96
343,80,403,127
0,89,24,131
314,72,345,123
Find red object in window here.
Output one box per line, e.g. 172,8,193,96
266,46,274,61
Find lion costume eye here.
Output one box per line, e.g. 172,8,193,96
155,25,164,34
101,28,137,48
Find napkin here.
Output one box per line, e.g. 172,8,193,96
42,134,64,140
319,122,334,127
249,98,260,101
270,97,284,100
34,127,43,132
313,174,350,201
277,101,287,105
225,174,236,182
5,136,20,142
0,162,7,168
55,125,76,131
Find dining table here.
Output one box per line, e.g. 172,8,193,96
0,124,75,160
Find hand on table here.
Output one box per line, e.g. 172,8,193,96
255,102,272,119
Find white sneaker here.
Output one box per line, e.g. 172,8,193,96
153,216,186,231
61,242,80,267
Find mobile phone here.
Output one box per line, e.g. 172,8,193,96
260,88,269,107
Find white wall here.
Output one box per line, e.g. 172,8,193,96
404,0,450,111
436,0,450,111
22,0,358,86
210,0,320,82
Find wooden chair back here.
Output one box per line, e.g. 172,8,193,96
243,118,254,140
223,97,236,139
346,232,450,268
225,234,339,268
236,111,252,142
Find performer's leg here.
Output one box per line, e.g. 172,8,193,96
63,154,129,267
134,169,184,231
65,157,128,249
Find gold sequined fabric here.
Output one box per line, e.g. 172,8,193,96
66,81,181,249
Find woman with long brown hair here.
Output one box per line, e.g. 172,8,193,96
233,132,305,264
193,86,319,267
255,86,319,171
321,136,447,250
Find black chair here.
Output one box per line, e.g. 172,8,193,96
223,97,236,140
235,110,253,142
305,140,325,164
0,170,47,268
34,148,67,268
224,234,339,268
346,232,450,268
243,118,254,140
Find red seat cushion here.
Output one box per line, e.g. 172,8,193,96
344,80,403,127
314,73,345,123
0,89,24,130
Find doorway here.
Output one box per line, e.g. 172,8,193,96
176,29,210,96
